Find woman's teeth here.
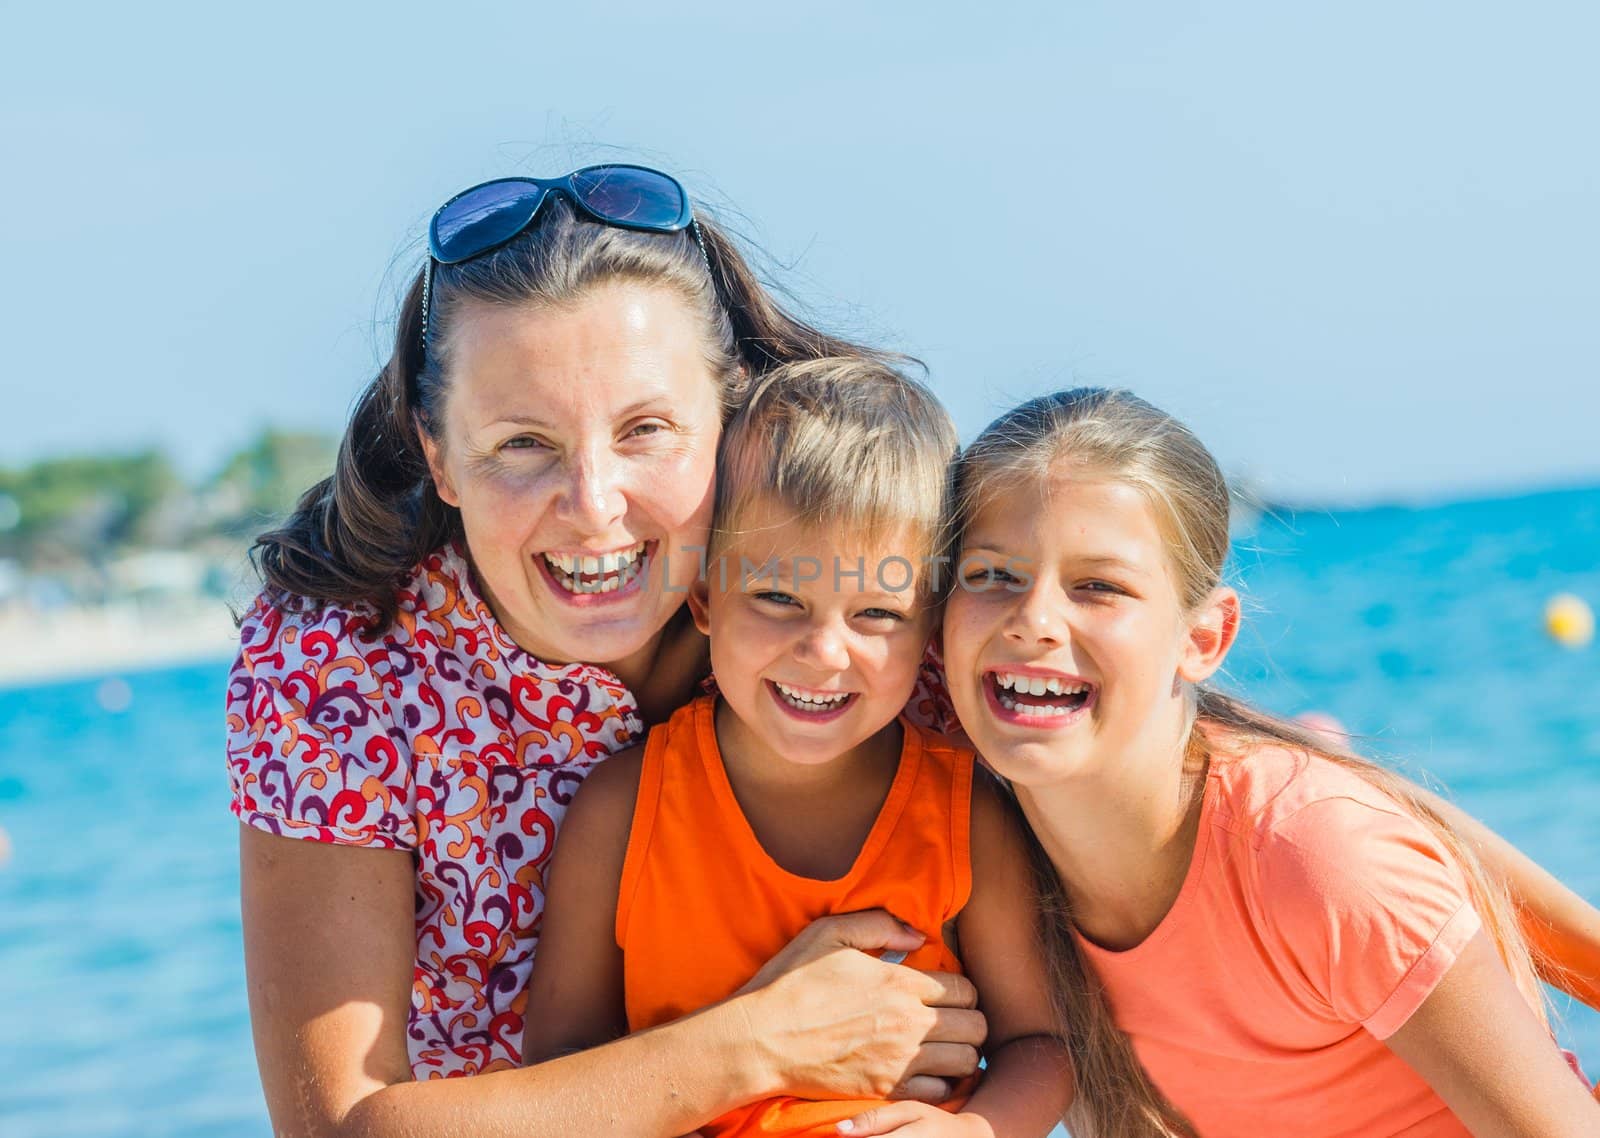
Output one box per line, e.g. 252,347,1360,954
543,544,646,594
992,672,1091,716
773,682,852,712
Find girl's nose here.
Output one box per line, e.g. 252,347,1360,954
1001,583,1068,648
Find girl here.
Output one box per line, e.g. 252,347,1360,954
918,388,1598,1136
521,359,1074,1138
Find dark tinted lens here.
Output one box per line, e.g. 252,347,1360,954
432,181,545,262
570,166,687,229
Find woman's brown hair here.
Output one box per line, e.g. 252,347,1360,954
254,193,897,628
955,387,1551,1138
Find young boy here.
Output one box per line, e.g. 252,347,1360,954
522,358,1072,1138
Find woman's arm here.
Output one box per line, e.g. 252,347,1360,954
242,825,986,1138
841,776,1075,1137
1385,930,1599,1136
1418,789,1600,1010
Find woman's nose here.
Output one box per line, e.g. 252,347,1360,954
555,451,627,533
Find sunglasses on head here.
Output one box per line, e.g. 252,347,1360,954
420,164,700,354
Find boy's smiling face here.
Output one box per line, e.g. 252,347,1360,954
690,496,937,769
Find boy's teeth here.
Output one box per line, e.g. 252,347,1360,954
774,682,850,710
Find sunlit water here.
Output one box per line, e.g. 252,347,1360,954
2,486,1596,1134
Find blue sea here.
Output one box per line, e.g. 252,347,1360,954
2,486,1597,1135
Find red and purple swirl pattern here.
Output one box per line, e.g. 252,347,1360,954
227,545,961,1079
226,545,643,1078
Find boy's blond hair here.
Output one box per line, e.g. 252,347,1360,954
712,357,959,598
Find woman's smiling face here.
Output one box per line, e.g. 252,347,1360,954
421,280,723,671
942,470,1205,789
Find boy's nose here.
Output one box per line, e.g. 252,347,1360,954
795,623,852,672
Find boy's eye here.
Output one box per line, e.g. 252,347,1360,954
752,590,800,608
859,607,905,623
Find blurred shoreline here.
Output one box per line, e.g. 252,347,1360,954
0,600,238,690
0,430,330,690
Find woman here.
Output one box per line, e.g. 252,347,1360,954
230,167,982,1137
231,165,1598,1136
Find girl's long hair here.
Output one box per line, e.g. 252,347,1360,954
955,387,1549,1138
254,194,899,629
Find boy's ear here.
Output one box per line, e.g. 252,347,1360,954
417,418,460,507
686,575,713,637
1178,586,1240,684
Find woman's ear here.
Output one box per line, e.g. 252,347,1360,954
686,576,713,637
417,417,460,507
1179,586,1240,684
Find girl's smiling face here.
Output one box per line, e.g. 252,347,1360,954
943,469,1236,789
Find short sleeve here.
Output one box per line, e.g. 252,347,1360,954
903,637,963,736
1258,795,1481,1040
225,596,417,850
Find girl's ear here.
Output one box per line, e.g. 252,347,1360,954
417,417,460,507
1179,586,1240,684
687,576,713,637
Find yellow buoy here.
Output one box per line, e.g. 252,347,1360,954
1545,593,1594,649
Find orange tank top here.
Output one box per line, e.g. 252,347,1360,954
616,696,978,1138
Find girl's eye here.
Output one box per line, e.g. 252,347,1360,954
963,566,1017,589
1078,580,1123,595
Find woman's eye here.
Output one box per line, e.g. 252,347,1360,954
625,421,668,439
501,435,548,452
860,607,905,623
1078,580,1123,595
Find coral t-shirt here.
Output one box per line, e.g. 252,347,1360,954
1080,744,1485,1137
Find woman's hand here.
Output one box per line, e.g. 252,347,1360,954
837,1102,988,1136
736,910,988,1104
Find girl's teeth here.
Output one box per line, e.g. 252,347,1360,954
995,673,1089,696
992,672,1092,718
997,693,1078,717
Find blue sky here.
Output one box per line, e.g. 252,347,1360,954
4,1,1596,503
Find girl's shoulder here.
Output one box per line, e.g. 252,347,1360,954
1206,735,1408,846
1206,738,1480,1035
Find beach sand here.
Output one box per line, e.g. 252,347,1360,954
0,601,238,689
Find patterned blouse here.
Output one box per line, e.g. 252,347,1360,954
227,543,958,1079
